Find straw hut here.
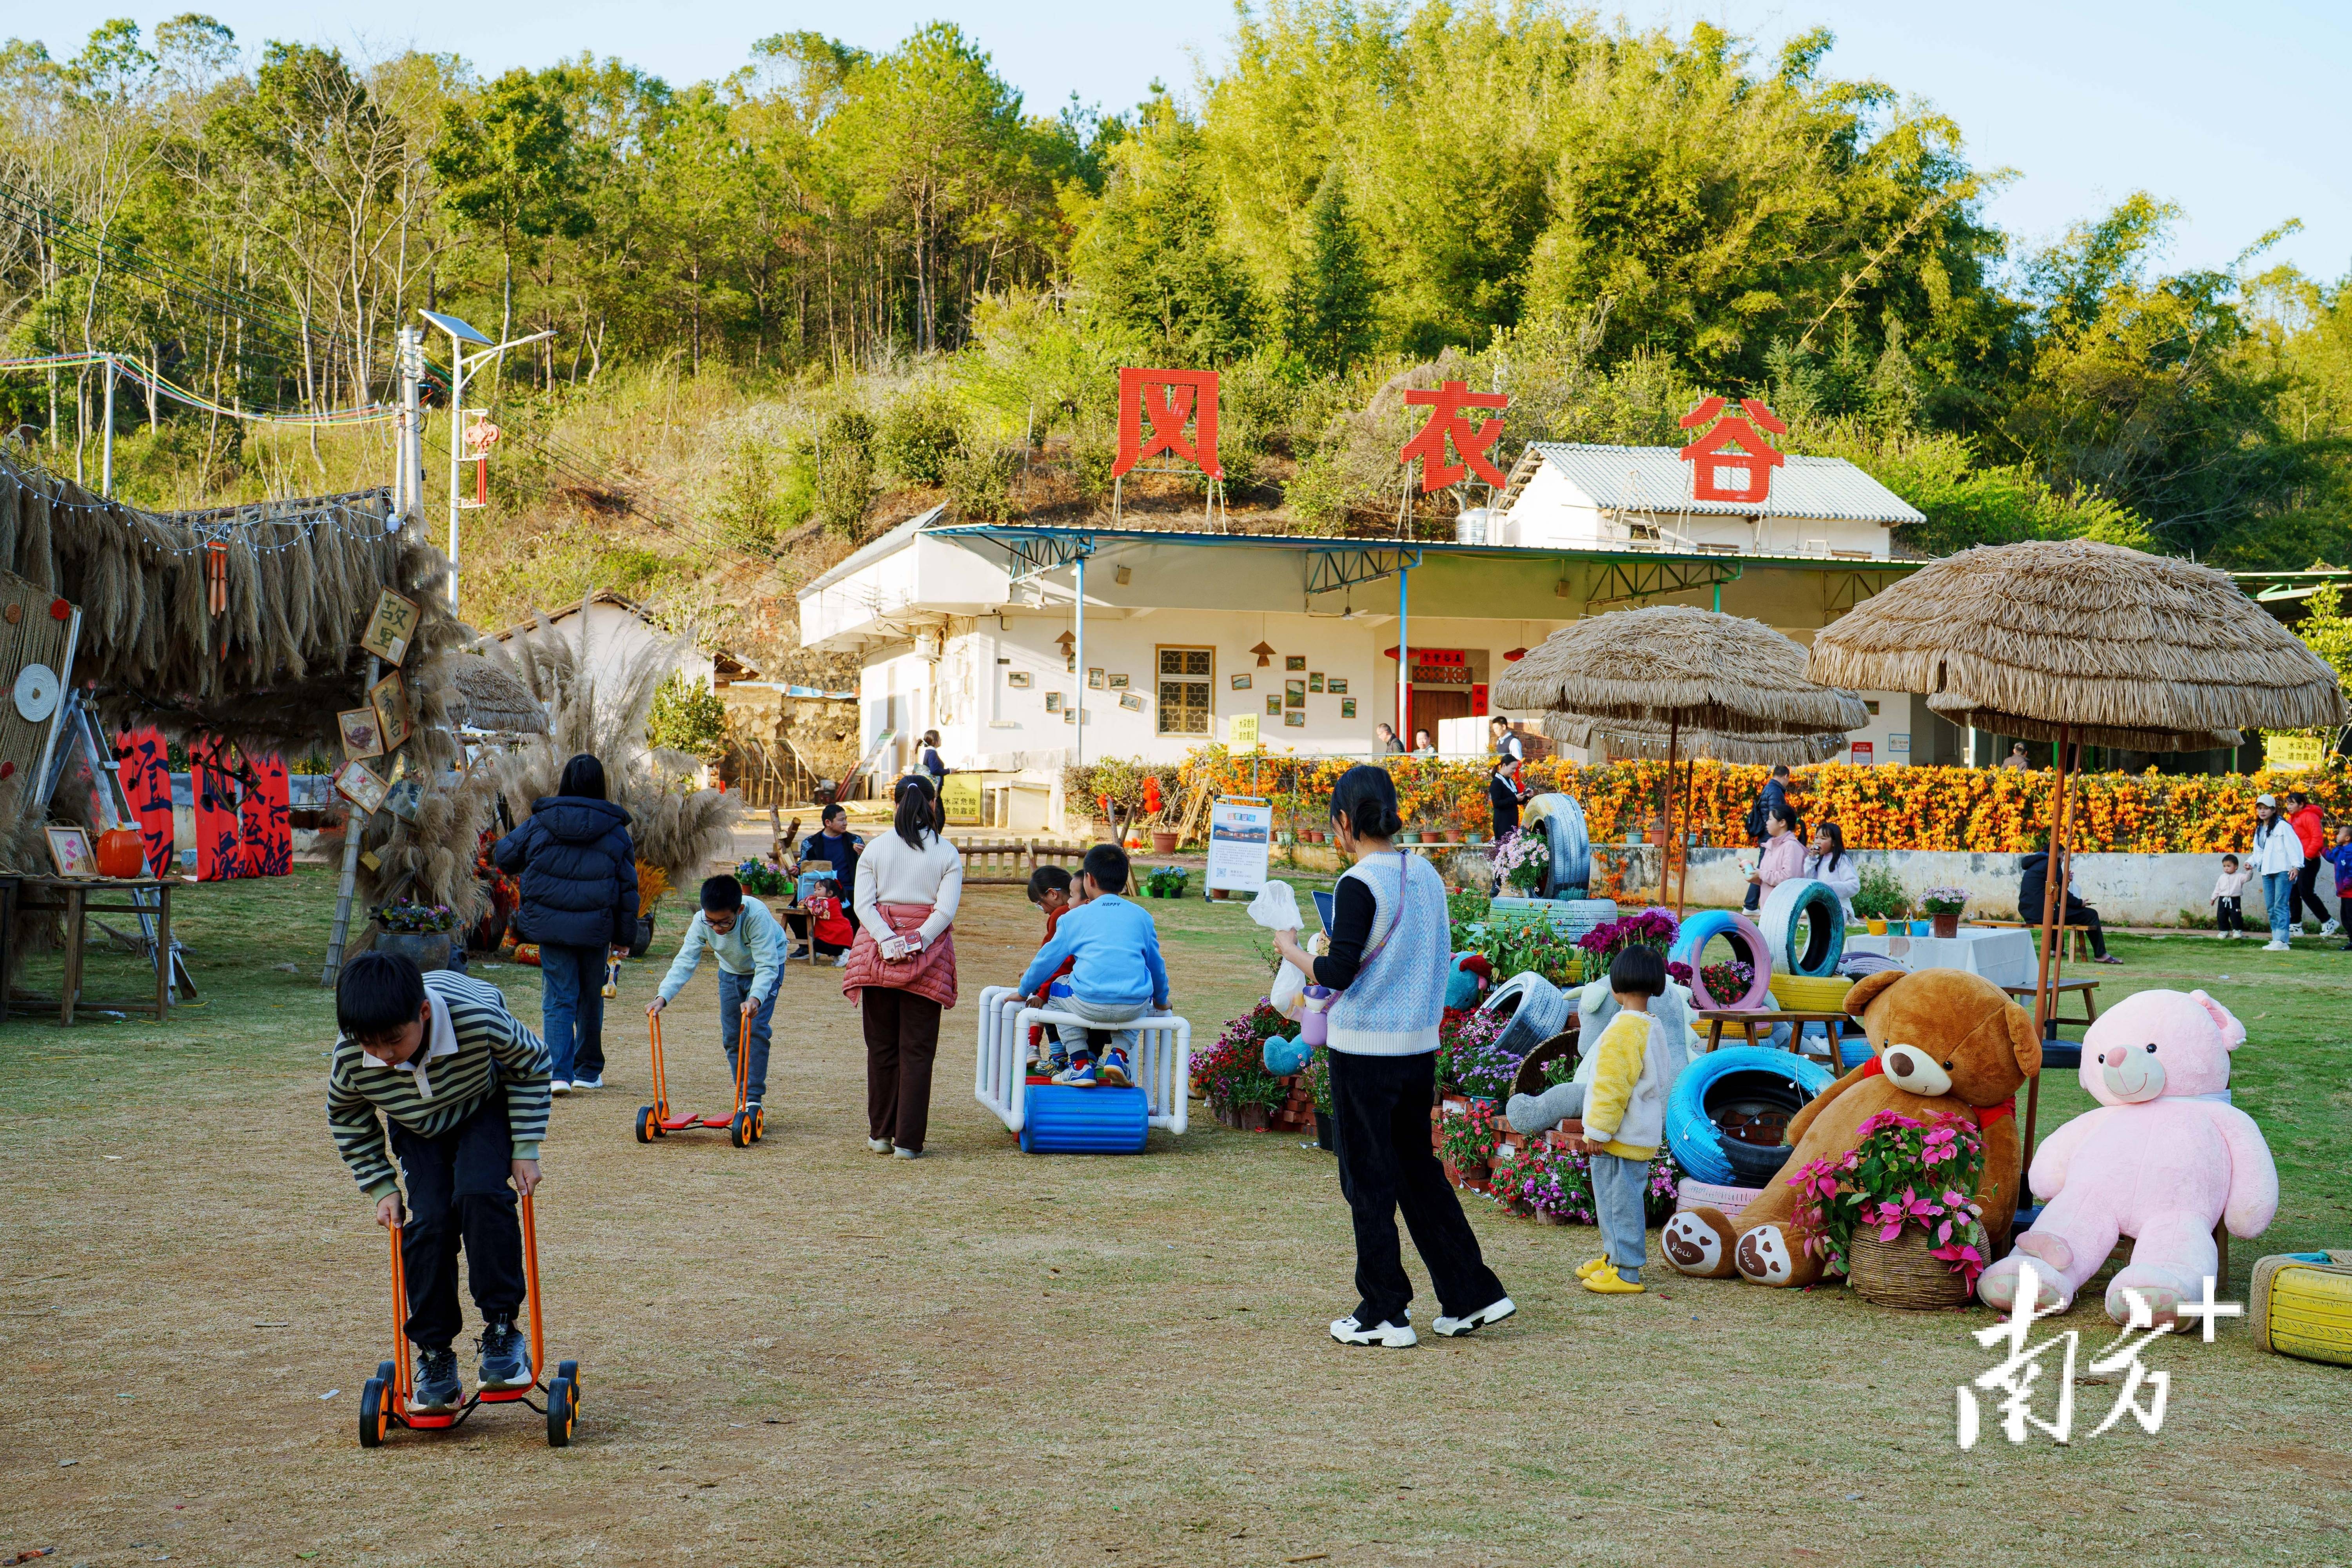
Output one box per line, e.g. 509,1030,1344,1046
1495,604,1870,737
1805,539,2343,750
1537,711,1846,766
442,655,548,737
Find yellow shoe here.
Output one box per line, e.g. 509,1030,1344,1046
1583,1263,1646,1295
1574,1256,1609,1280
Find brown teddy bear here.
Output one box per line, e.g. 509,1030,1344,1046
1661,967,2040,1287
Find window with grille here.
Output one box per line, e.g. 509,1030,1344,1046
1157,646,1213,735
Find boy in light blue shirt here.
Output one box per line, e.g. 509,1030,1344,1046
1015,845,1171,1087
646,875,787,1111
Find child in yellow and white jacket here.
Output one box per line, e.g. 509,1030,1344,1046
1575,945,1681,1294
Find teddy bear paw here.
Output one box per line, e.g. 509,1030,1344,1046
2014,1229,2074,1274
1661,1210,1738,1278
2106,1267,2196,1328
1978,1255,2073,1315
1734,1224,1803,1286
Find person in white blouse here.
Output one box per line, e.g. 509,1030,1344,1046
848,777,965,1157
1802,820,1861,915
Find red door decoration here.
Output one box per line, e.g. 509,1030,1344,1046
114,727,174,876
241,751,292,877
1112,368,1222,479
192,737,245,882
1399,381,1508,492
1677,397,1787,503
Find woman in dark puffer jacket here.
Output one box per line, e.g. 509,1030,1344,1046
494,754,639,1092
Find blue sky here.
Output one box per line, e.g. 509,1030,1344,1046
22,0,2351,285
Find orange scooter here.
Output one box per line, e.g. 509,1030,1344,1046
358,1192,579,1447
635,1002,765,1148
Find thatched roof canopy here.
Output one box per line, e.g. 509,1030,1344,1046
1494,605,1869,735
1538,710,1847,765
1805,539,2346,751
443,654,547,735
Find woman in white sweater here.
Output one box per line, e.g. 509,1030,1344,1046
846,776,964,1156
1802,820,1861,915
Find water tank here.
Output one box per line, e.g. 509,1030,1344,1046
1455,508,1497,545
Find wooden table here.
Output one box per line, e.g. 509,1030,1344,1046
1694,1008,1857,1062
2002,977,2102,1031
5,875,175,1026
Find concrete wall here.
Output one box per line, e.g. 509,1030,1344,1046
1644,848,2224,927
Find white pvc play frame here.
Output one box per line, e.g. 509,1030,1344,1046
974,984,1191,1137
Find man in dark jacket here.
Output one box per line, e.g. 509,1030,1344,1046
493,754,639,1091
2017,849,2118,963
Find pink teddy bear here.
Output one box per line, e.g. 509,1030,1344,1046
1977,988,2277,1327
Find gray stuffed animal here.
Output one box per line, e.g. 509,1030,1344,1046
1506,975,1700,1134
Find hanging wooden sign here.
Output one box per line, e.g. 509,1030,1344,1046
369,670,413,754
360,589,421,666
334,758,388,814
338,707,384,760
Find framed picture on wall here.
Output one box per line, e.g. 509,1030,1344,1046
1045,691,1062,713
1285,679,1306,709
1231,673,1251,691
1108,672,1129,690
1308,672,1324,693
1089,668,1106,689
1283,711,1307,728
1328,677,1348,695
1265,694,1281,716
1285,655,1306,671
1007,670,1032,690
1118,691,1144,712
1341,698,1357,719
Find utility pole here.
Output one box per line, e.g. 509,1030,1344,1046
421,311,552,614
100,354,114,498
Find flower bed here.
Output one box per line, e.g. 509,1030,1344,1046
1174,745,2348,854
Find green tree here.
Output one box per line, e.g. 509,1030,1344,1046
1280,164,1376,373
646,670,730,760
1072,94,1258,365
428,68,592,349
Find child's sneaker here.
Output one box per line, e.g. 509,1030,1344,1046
413,1346,463,1411
477,1318,533,1389
789,943,811,959
834,952,850,968
1053,1056,1098,1087
550,1080,572,1096
571,1072,603,1090
1098,1047,1132,1087
1582,1263,1644,1294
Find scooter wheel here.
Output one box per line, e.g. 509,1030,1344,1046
558,1359,581,1406
635,1105,657,1144
729,1109,751,1149
546,1375,576,1446
753,1105,766,1143
376,1359,395,1384
359,1377,387,1448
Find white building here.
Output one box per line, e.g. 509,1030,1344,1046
799,444,1951,828
492,590,756,697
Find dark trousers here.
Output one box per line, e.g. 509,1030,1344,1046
2215,897,2244,934
538,941,606,1081
2022,898,2108,958
2292,860,2332,927
1328,1049,1506,1327
1488,783,1519,842
2341,896,2351,943
862,987,942,1152
389,1092,525,1350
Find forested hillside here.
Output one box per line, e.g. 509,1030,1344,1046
2,4,2348,671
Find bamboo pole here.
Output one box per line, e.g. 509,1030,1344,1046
2022,724,2075,1170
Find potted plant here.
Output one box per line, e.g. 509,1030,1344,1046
372,898,459,971
1920,886,1968,940
1439,1099,1504,1187
1195,1001,1293,1130
1488,828,1549,898
1851,864,1909,936
1435,1007,1515,1100
1790,1109,1991,1309
1143,865,1190,899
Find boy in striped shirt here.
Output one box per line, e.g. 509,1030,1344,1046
328,952,553,1412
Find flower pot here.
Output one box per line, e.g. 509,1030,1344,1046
1848,1227,1972,1310
374,928,450,973
1866,918,1888,936
1930,911,1960,939
1396,831,1421,845
1238,1102,1270,1132
1152,831,1180,854
630,912,656,958
1303,830,1323,844
1314,1109,1335,1151
1464,832,1484,846
1535,1209,1570,1227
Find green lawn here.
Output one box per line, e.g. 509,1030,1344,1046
2,871,2348,1568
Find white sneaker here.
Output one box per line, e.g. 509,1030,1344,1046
550,1079,572,1095
571,1073,603,1090
2263,940,2291,952
892,1145,921,1160
866,1137,891,1154
1330,1314,1416,1348
2327,920,2341,936
1432,1296,1518,1338
834,953,850,968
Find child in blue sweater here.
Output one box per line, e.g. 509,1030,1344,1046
1014,844,1171,1087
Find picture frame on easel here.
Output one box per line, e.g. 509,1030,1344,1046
44,824,96,878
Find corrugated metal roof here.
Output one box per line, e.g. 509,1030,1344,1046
799,505,947,597
1525,443,1926,525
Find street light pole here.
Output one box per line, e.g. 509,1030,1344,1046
419,312,553,615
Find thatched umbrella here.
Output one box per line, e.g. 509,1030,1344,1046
1498,606,1870,913
1539,711,1847,766
1808,538,2348,1158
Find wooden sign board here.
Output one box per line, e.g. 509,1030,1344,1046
370,670,413,754
360,589,420,666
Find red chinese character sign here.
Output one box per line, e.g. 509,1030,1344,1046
1678,396,1787,503
1113,368,1222,480
1399,380,1508,492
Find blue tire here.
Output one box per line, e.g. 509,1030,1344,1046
1666,911,1773,1008
1523,794,1590,895
1757,878,1846,978
1664,1047,1836,1185
1020,1085,1148,1154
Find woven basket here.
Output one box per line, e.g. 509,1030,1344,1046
1848,1228,1971,1310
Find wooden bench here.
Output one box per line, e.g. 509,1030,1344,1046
1972,918,2099,962
954,838,1087,887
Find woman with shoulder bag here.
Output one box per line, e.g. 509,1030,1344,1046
845,775,964,1157
1273,765,1515,1348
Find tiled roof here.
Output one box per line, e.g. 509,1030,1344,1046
1524,443,1926,524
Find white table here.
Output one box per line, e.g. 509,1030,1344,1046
1840,926,2040,989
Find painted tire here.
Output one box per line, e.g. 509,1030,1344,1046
1666,911,1773,1009
1664,1046,1835,1185
1758,878,1846,978
1479,971,1571,1063
1674,1178,1764,1219
1522,794,1590,895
